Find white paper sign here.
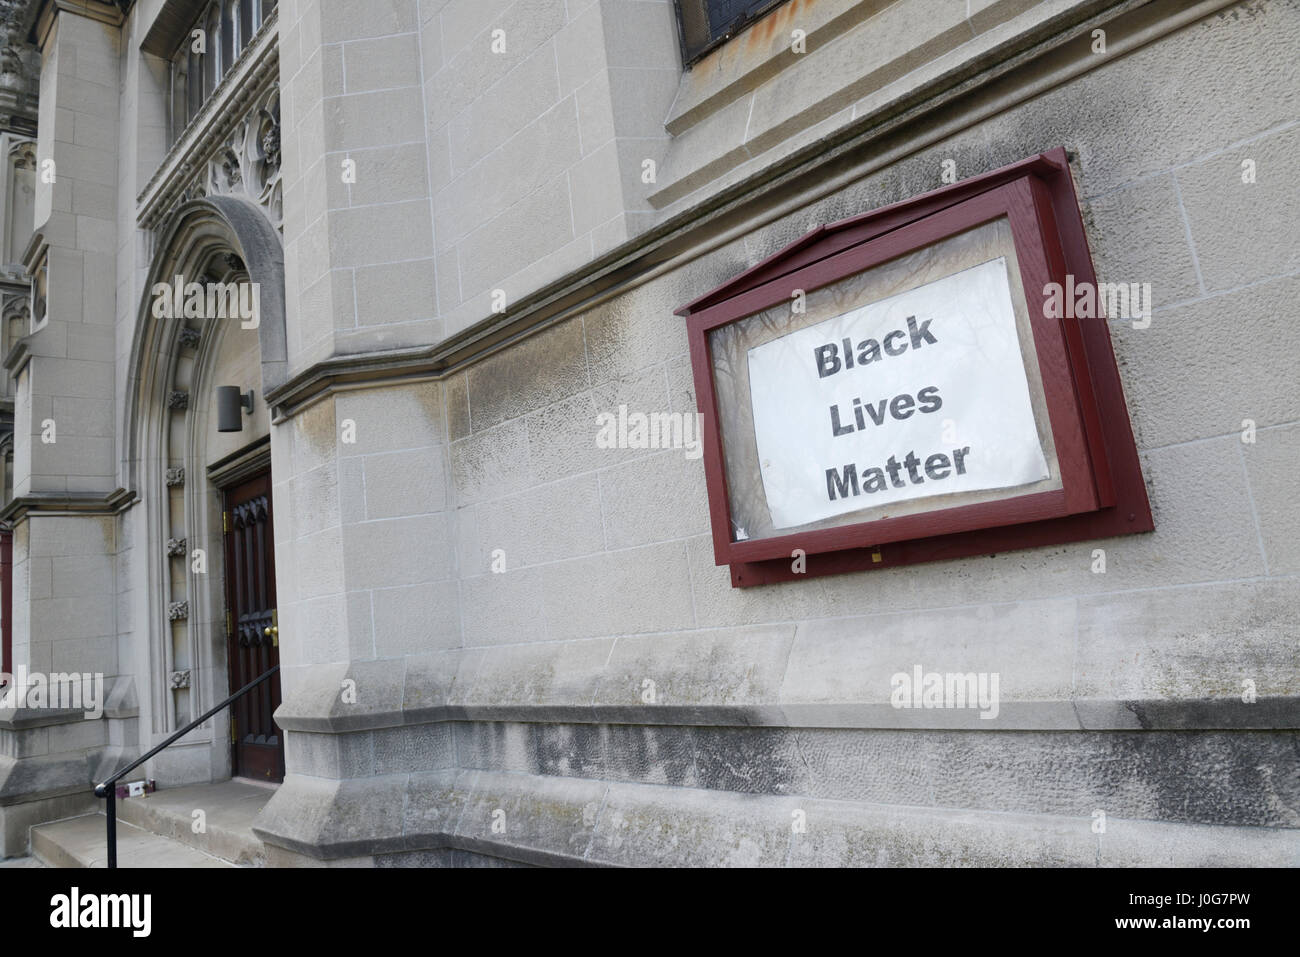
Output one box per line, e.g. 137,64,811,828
747,257,1049,530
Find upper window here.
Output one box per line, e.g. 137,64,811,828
673,0,790,67
168,0,277,143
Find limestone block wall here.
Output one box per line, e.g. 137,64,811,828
422,0,679,339
279,0,439,363
259,0,1300,866
269,380,454,707
8,6,122,693
25,9,119,498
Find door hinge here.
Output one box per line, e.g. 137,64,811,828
222,510,230,533
230,717,236,743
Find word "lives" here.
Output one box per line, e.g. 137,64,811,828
830,385,942,437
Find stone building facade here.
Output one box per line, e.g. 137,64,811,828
0,0,1296,866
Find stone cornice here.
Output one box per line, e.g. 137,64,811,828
31,0,125,48
0,487,137,523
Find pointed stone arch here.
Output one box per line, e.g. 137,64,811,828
122,196,285,781
125,195,285,465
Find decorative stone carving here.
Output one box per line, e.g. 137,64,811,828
167,391,189,411
166,538,187,557
167,601,189,621
2,293,29,351
178,325,201,349
8,138,34,171
199,85,282,230
217,147,241,188
165,467,185,487
258,106,280,169
170,670,191,690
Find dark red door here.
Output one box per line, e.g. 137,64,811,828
222,472,284,782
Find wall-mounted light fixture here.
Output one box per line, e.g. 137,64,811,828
216,386,255,433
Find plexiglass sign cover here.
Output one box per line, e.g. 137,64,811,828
746,257,1048,529
708,219,1062,545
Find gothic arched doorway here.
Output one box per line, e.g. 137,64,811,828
123,195,288,784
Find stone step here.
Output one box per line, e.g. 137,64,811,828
32,814,233,868
114,780,273,867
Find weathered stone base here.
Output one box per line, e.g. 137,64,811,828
253,765,1300,868
252,719,1300,867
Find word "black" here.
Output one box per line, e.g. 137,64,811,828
814,316,938,379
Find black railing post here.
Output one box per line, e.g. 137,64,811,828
105,787,116,869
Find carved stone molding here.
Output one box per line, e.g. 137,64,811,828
165,467,185,487
178,325,201,349
167,390,189,411
165,537,187,557
167,601,189,621
169,670,191,690
149,83,282,232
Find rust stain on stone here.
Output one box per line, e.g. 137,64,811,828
745,0,809,53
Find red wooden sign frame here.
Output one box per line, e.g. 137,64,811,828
676,148,1153,587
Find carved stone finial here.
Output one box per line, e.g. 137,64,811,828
165,467,185,487
167,391,189,411
170,670,191,690
167,601,189,621
178,326,201,349
166,538,187,557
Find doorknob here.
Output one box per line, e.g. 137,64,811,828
263,609,279,647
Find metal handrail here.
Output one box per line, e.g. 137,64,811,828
93,664,280,868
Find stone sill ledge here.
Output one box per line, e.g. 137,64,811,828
664,0,897,135
0,707,93,731
648,0,1132,210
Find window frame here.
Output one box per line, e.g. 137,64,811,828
166,0,274,145
673,0,792,68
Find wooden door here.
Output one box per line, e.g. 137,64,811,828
222,472,284,782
